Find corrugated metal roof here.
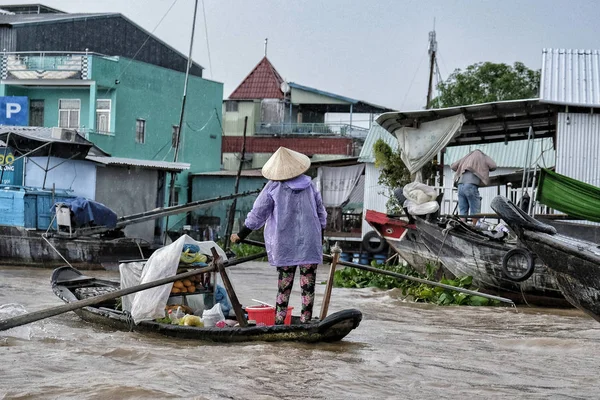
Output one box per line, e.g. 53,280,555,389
0,12,118,25
193,169,264,177
376,99,556,147
358,123,398,163
228,57,285,100
289,82,394,113
86,156,190,172
540,48,600,107
444,138,556,169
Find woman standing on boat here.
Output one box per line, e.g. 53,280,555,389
230,147,327,324
451,149,497,225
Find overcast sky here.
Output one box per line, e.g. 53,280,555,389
3,0,599,112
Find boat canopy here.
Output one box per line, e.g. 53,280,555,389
537,169,600,222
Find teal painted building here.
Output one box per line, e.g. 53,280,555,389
0,9,224,226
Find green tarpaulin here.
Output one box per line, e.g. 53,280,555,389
537,169,600,222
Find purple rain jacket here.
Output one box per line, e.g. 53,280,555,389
241,174,327,267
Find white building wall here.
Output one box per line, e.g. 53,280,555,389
361,163,391,237
556,112,600,187
25,157,96,199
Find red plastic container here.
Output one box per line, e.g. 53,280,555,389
246,305,293,326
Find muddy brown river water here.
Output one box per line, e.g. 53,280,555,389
1,262,600,399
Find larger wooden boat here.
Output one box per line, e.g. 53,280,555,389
365,209,568,306
414,216,568,307
51,266,362,343
492,195,600,322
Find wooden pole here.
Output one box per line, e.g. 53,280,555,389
320,242,341,320
210,247,248,327
0,265,213,332
241,239,515,305
165,0,200,245
0,250,266,332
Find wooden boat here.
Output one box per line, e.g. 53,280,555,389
413,216,569,307
365,209,567,306
364,210,437,275
51,266,363,343
492,195,600,322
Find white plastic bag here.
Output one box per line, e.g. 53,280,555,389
405,199,440,216
403,182,437,205
202,303,225,327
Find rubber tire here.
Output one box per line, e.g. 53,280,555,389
490,196,557,235
362,231,387,253
502,248,535,282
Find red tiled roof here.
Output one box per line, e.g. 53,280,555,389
228,57,285,100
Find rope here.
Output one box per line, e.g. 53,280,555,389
135,240,144,259
41,234,74,269
123,310,135,332
435,220,455,264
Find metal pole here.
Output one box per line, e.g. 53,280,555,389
520,126,533,203
165,0,200,244
0,133,9,184
42,142,52,189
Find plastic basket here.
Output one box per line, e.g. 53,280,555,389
246,305,293,326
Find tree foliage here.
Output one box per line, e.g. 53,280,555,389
373,139,436,213
431,61,541,108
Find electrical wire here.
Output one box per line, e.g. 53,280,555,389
201,0,213,79
102,0,179,96
184,111,215,132
400,51,428,110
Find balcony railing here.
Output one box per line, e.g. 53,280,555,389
255,122,369,138
0,51,101,80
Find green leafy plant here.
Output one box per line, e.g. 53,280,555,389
333,261,499,306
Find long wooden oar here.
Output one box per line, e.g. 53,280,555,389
320,242,342,320
241,239,515,305
0,251,267,332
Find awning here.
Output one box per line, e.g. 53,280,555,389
376,99,557,147
86,156,190,172
0,126,94,159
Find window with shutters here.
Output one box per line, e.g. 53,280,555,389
172,125,179,148
136,119,146,144
225,101,238,112
29,100,44,126
58,99,80,128
95,99,111,133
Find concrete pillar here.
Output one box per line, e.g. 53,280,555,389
88,81,97,137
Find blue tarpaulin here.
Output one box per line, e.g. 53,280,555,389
53,197,117,228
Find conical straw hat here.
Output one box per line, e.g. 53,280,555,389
261,147,311,181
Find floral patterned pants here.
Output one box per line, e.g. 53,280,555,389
275,264,317,324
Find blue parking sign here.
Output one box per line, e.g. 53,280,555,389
0,96,28,126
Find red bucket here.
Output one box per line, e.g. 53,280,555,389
246,305,293,326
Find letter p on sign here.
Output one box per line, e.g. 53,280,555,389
6,103,21,118
0,96,28,126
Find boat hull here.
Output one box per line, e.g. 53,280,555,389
51,266,362,343
0,225,153,269
415,218,567,306
520,230,600,322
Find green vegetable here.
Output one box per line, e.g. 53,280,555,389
332,260,500,307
